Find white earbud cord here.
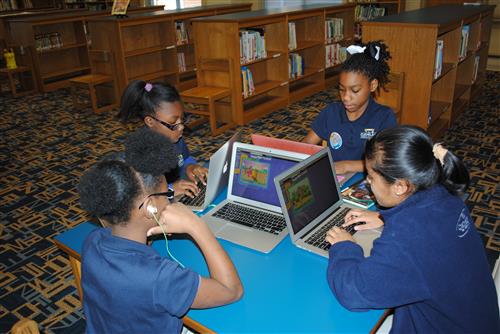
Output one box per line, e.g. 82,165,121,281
151,212,185,268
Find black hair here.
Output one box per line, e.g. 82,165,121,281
365,125,470,196
341,40,391,90
118,80,181,122
78,128,178,225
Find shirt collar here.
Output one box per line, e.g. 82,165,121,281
340,96,377,125
99,228,159,256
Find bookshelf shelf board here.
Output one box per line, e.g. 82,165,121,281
453,83,470,102
179,66,196,74
243,80,283,100
430,101,450,123
129,69,177,82
325,37,352,46
124,45,175,58
36,42,87,54
289,79,321,93
458,51,474,64
432,62,455,83
289,67,323,83
451,98,468,120
427,117,449,140
243,95,288,121
176,42,194,48
241,51,283,66
42,65,90,80
289,40,323,52
325,62,343,71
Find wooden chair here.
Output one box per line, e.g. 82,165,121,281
69,50,118,113
375,72,405,123
11,318,40,334
180,58,235,136
0,46,36,97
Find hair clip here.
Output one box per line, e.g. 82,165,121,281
144,83,153,92
346,44,380,61
433,143,448,166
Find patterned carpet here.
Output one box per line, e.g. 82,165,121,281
0,72,498,333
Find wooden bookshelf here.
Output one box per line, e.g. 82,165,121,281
192,3,356,126
86,3,252,96
362,4,495,140
0,0,58,13
351,0,404,41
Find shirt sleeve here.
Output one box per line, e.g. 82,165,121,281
326,234,431,311
153,259,200,317
380,107,398,128
311,104,335,140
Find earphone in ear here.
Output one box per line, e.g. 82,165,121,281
147,204,158,215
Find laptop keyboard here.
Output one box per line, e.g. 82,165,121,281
179,182,207,207
213,202,286,235
304,207,352,251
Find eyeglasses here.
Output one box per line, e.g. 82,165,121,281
138,190,175,210
149,115,188,131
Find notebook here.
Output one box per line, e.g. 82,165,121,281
251,134,354,186
274,148,381,258
203,142,308,253
178,131,241,211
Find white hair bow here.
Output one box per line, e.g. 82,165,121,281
346,45,380,60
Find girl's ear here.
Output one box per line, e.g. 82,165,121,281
369,78,379,93
144,115,155,128
393,179,413,197
141,197,156,220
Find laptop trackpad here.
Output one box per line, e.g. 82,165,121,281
218,224,254,240
353,229,382,258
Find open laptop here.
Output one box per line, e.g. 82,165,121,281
274,148,381,258
203,142,308,253
251,134,354,186
178,131,240,211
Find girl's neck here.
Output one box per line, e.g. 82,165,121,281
111,220,148,244
346,98,370,122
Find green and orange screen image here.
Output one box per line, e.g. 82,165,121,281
236,153,270,189
284,175,314,215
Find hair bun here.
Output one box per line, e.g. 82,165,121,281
364,41,390,62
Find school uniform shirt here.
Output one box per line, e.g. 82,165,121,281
311,98,397,161
327,185,499,333
82,228,200,334
165,137,197,183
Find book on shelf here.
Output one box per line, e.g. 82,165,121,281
355,5,386,22
239,29,267,64
459,25,470,60
472,55,480,83
241,66,255,98
325,18,344,43
325,43,347,68
35,33,63,51
175,21,189,45
288,53,304,79
288,22,297,50
341,179,376,209
177,52,186,72
434,39,444,79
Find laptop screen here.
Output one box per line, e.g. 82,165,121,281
231,147,299,207
279,153,341,234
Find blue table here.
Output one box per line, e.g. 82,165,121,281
54,173,385,332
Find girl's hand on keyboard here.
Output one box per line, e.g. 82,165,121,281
342,209,384,231
173,179,199,198
325,227,354,245
186,164,208,185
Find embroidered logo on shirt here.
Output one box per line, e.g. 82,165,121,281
329,132,343,149
360,128,376,140
177,154,184,167
456,208,471,238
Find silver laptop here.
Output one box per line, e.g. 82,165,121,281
178,131,241,211
203,142,308,253
274,148,381,258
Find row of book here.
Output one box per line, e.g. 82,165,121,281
472,55,480,83
35,33,63,51
240,29,267,64
177,52,187,72
288,22,297,50
459,25,470,60
326,43,347,68
325,18,344,43
175,21,189,45
0,0,33,10
434,39,444,79
354,5,386,22
241,66,255,98
289,53,304,79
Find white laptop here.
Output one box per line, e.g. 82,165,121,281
178,131,241,211
274,148,381,258
203,142,308,253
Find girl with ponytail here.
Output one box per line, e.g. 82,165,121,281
325,126,499,333
303,40,398,175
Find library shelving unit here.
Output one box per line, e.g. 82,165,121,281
86,3,252,95
362,4,495,140
0,0,58,13
192,3,356,126
6,5,163,91
350,0,404,40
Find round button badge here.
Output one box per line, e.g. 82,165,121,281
329,132,343,150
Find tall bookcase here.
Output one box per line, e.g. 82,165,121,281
86,3,252,95
192,3,356,126
350,0,404,40
362,4,495,139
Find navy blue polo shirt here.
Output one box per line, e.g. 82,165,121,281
311,98,397,161
165,137,197,183
82,228,199,334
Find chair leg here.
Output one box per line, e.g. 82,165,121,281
7,72,17,97
208,98,218,136
70,84,80,110
89,84,99,113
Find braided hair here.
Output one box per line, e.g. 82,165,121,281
341,40,391,91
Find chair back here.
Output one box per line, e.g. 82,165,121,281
375,72,404,122
89,49,115,76
196,57,233,89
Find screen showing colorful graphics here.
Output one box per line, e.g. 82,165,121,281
280,154,340,234
231,149,299,207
